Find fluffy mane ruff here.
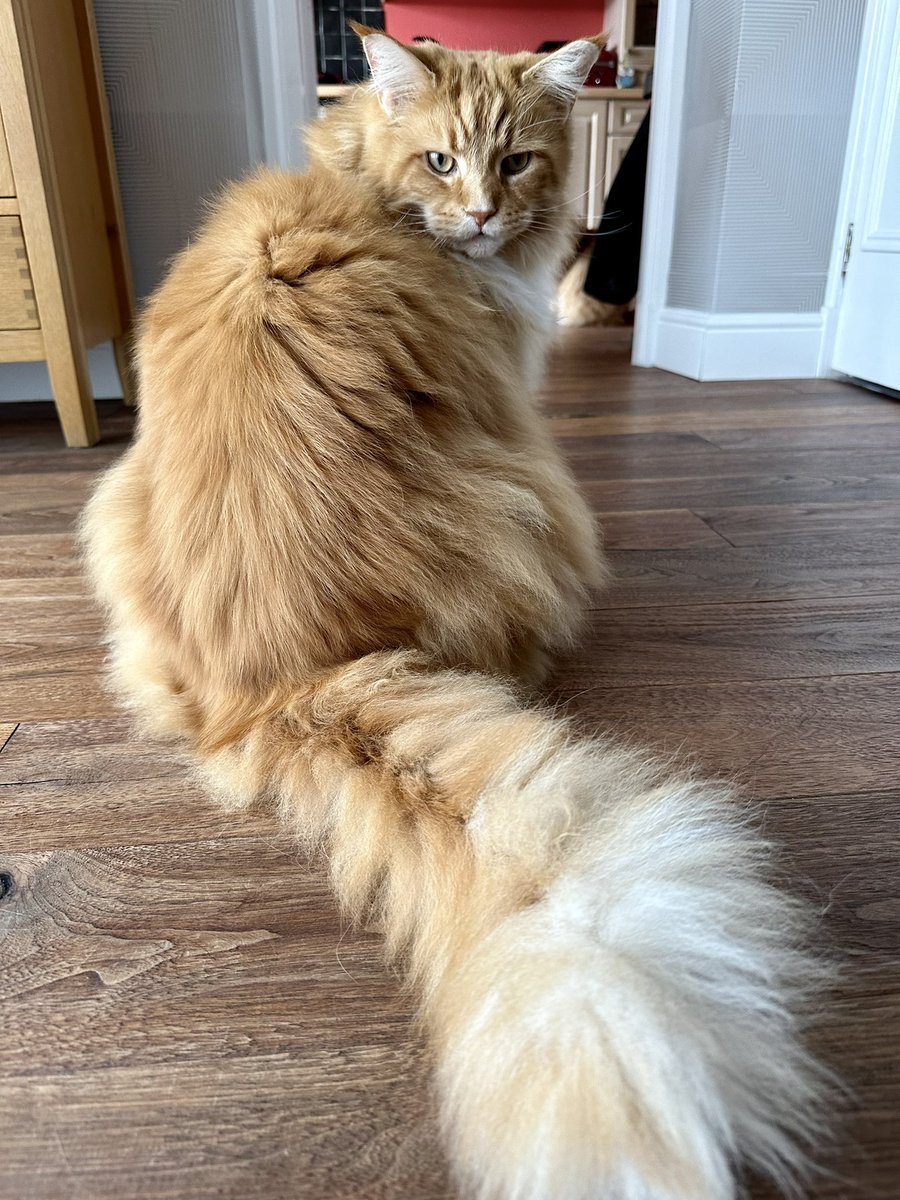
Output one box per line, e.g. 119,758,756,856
81,33,831,1200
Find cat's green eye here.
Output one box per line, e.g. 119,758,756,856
426,151,457,175
501,151,533,176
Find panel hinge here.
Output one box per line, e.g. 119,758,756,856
841,222,854,278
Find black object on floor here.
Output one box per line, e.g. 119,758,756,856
583,107,651,306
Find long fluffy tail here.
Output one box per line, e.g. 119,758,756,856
203,650,827,1200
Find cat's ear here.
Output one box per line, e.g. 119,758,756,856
350,21,434,117
524,34,607,109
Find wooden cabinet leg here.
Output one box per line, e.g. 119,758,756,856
113,331,136,406
46,335,99,447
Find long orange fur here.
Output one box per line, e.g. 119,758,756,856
83,31,828,1200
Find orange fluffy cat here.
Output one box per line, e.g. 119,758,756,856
82,27,827,1200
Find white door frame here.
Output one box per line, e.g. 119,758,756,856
631,0,692,368
251,0,318,170
819,0,900,378
633,0,876,380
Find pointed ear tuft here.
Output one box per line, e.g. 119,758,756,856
347,19,380,40
585,33,610,53
524,35,607,108
352,26,434,116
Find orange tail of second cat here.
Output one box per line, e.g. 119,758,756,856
201,649,827,1200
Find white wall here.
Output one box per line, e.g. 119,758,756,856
0,0,316,402
636,0,867,379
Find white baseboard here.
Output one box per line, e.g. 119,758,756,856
646,307,828,380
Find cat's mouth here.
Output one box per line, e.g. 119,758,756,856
455,231,503,259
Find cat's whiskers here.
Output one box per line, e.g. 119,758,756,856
533,187,594,214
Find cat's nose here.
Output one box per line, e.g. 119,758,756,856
467,209,497,229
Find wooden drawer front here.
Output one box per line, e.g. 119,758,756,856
0,116,14,196
0,217,39,328
609,100,649,137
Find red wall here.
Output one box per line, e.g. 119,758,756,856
383,0,606,54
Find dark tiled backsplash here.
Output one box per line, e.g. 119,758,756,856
314,1,384,84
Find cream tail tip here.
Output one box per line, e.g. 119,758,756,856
432,786,829,1200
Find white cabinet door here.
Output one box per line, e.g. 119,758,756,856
568,100,608,230
567,110,593,227
585,108,607,229
832,1,900,391
568,99,647,222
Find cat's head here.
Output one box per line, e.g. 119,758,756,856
327,28,605,260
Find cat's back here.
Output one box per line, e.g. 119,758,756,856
158,165,447,303
101,164,574,692
139,166,492,414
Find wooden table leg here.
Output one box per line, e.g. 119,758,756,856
45,332,98,446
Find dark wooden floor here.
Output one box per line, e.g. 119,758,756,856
1,328,898,1200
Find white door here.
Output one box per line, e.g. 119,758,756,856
832,0,900,391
